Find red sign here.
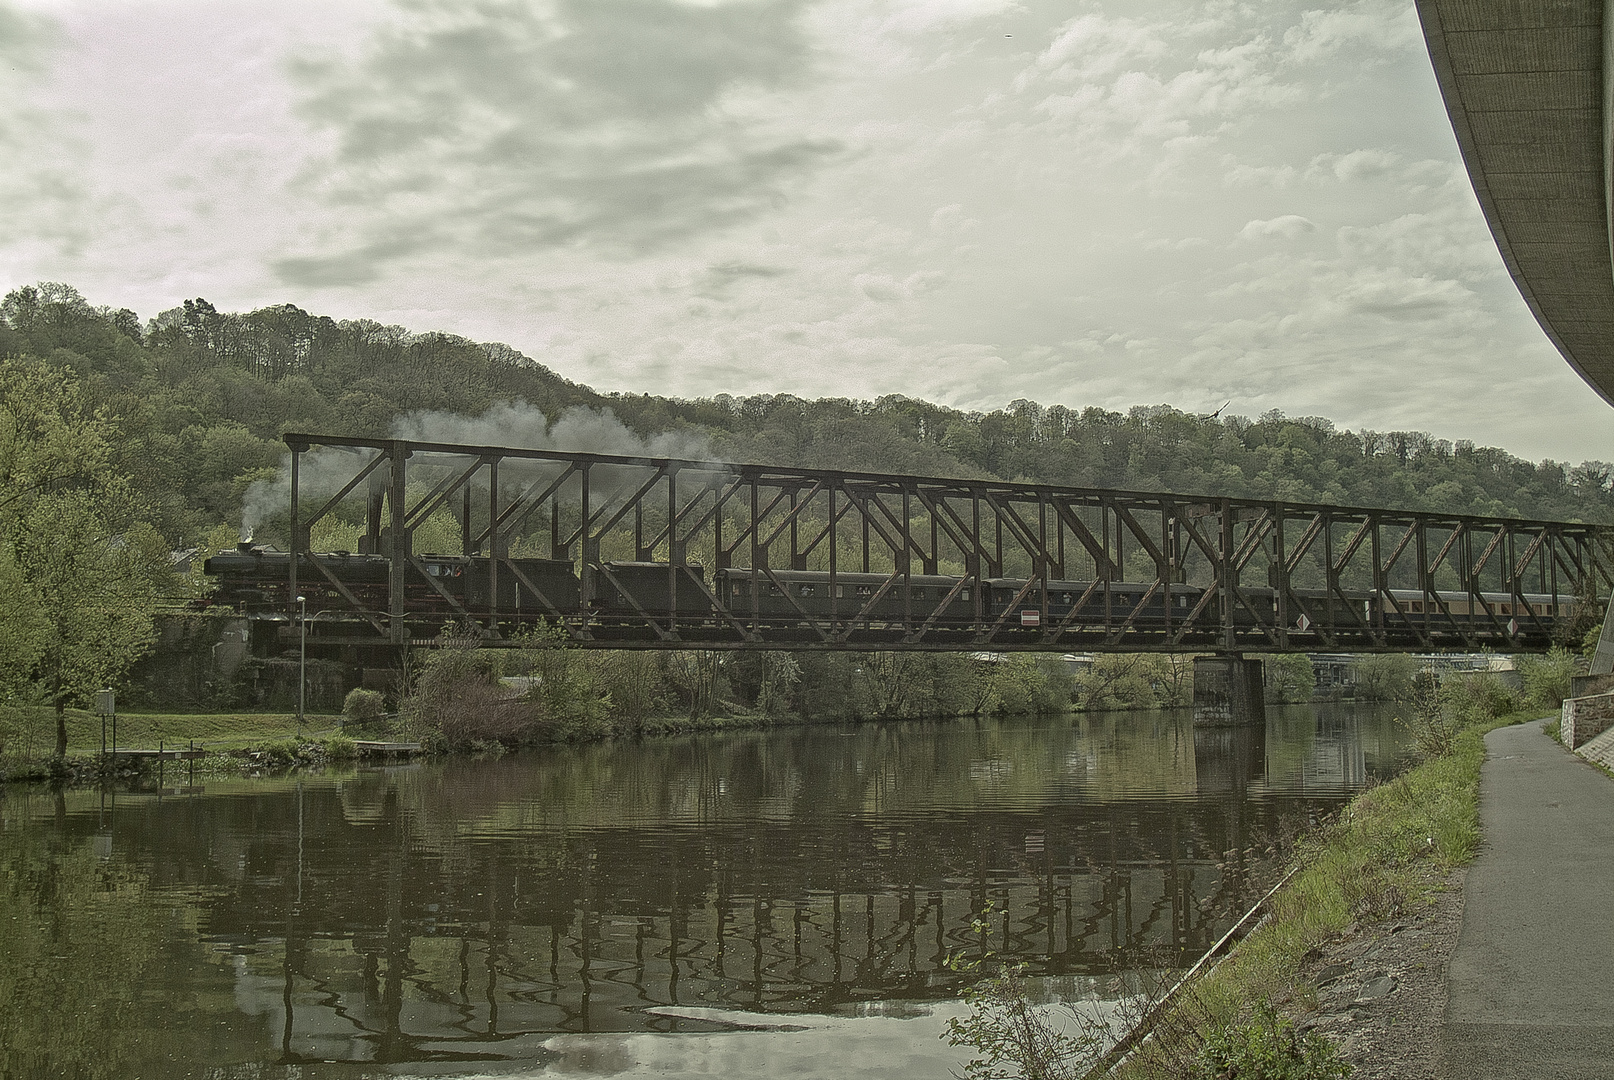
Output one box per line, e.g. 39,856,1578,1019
1021,609,1041,627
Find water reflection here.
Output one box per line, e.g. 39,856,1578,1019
0,704,1410,1075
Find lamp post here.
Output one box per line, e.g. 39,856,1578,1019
296,595,307,736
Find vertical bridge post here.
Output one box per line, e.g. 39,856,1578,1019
1193,654,1265,727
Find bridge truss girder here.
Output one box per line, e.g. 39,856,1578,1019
280,433,1614,653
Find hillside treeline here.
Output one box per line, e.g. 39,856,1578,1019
4,281,1610,737
4,282,1612,555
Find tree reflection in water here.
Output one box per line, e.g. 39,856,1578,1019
0,704,1408,1071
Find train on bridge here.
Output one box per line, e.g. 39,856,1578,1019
201,431,1611,655
202,541,1577,651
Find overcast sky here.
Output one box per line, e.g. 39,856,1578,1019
4,0,1612,464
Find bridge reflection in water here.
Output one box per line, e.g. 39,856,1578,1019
14,707,1406,1069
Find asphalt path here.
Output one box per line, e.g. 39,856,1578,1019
1440,718,1614,1079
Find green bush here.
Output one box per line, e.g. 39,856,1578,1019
257,739,303,768
342,688,386,728
1261,653,1316,704
1188,1005,1351,1080
1353,653,1415,701
323,734,357,761
1517,646,1578,710
402,633,538,748
1426,666,1519,730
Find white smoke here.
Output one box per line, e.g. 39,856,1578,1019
239,445,370,541
391,400,712,461
238,402,720,541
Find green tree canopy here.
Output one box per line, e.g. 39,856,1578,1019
0,356,166,752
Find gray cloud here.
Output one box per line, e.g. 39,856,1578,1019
0,2,58,77
276,0,841,286
0,4,91,251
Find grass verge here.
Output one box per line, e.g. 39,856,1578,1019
0,706,344,769
1114,710,1544,1079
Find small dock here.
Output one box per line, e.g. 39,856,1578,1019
351,740,422,759
108,748,207,761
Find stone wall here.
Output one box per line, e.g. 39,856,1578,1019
127,615,253,709
1561,691,1614,750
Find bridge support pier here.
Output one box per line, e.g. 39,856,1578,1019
1193,654,1265,727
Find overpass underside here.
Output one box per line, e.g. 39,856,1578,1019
1418,0,1614,403
201,435,1614,657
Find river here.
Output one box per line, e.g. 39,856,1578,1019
0,703,1413,1079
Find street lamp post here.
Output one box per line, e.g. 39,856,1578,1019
296,594,307,737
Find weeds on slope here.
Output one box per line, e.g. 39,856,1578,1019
942,704,1539,1080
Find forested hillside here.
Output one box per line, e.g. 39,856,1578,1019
5,281,1612,553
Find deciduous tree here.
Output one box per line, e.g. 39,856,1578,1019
0,356,164,753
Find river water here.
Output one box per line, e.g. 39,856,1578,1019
0,704,1412,1080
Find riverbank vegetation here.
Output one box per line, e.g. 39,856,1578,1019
395,622,1080,751
943,663,1564,1079
0,706,344,782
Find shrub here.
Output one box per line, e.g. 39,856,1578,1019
1517,646,1579,710
403,638,538,749
342,688,386,729
257,739,303,769
1440,666,1520,723
323,734,357,761
511,622,613,739
943,904,1116,1080
594,650,672,731
1187,1005,1351,1080
1398,670,1462,759
1261,653,1316,704
1353,653,1415,701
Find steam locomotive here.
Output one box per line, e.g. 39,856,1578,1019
202,542,1574,645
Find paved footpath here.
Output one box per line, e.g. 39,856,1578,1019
1440,718,1614,1079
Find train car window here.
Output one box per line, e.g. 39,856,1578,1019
961,588,971,601
835,585,845,599
799,584,816,597
732,582,748,598
769,583,782,595
856,584,873,596
911,587,926,600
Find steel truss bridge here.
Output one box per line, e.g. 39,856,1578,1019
212,433,1614,655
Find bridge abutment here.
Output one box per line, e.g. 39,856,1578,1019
1193,654,1265,727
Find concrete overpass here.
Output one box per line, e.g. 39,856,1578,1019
1418,1,1614,404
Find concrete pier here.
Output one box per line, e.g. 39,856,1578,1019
1192,654,1265,727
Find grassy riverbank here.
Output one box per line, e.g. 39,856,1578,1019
1113,710,1542,1078
0,707,344,779
0,703,779,783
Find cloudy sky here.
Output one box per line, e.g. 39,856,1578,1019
4,0,1612,463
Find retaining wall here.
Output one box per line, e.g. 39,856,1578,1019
1561,691,1614,750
